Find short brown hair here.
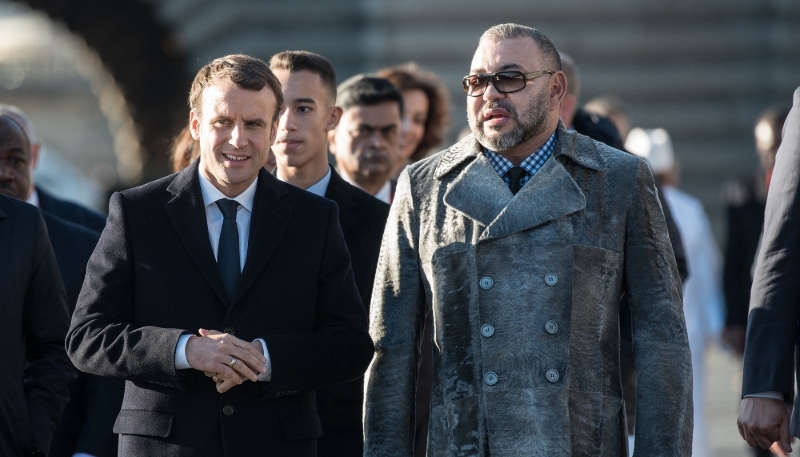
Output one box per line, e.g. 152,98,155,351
480,23,562,72
377,63,451,162
189,54,284,122
268,50,337,102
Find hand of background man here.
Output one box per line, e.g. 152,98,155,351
738,397,792,454
185,328,267,393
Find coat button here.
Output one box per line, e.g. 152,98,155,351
223,327,234,335
484,372,498,386
479,277,494,290
481,324,495,337
545,320,558,334
546,369,559,383
544,273,558,286
222,404,234,416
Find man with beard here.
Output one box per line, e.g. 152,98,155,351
328,75,402,204
363,23,692,456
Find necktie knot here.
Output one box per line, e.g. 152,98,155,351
217,199,240,219
506,166,527,195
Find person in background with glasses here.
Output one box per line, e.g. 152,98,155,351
328,75,403,204
363,23,692,456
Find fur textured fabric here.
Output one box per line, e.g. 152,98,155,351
363,122,693,457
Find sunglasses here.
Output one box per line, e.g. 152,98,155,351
462,70,555,97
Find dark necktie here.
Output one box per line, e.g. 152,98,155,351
507,166,527,195
216,199,241,301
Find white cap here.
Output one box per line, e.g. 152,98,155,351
624,127,674,174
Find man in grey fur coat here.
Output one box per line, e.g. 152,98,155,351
363,23,693,457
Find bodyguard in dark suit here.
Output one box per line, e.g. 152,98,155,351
0,104,106,233
66,54,373,457
0,109,123,457
269,50,390,456
0,153,74,456
738,86,800,454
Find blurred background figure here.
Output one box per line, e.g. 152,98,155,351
376,62,451,179
169,124,198,173
721,106,789,358
376,62,451,457
328,75,402,203
584,95,631,142
627,127,725,457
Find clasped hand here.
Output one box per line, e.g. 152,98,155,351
185,328,267,393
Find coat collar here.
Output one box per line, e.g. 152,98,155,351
441,121,591,240
165,161,291,308
324,166,357,234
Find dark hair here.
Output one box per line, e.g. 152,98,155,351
169,124,198,173
480,23,562,72
189,54,284,122
336,75,403,117
269,50,337,101
377,63,451,162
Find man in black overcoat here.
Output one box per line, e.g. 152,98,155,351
0,112,122,457
66,54,374,457
269,50,390,456
738,86,800,455
0,118,74,456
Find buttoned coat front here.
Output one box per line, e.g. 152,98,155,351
363,123,693,457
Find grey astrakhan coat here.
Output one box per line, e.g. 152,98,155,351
363,123,693,457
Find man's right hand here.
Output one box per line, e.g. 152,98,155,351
185,329,267,386
738,397,792,453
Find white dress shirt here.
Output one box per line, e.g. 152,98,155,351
174,171,271,381
340,172,391,203
26,188,39,207
277,166,331,197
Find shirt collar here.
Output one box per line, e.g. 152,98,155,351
483,131,557,177
26,188,39,207
277,166,331,197
198,169,258,212
373,180,392,204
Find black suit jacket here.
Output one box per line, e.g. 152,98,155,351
37,187,106,233
742,86,800,436
0,194,74,457
316,167,389,457
41,214,123,457
66,162,374,456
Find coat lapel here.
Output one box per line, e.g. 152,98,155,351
231,168,291,307
325,167,357,235
165,161,231,307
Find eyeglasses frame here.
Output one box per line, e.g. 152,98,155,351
462,70,556,97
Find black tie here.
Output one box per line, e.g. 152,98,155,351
507,166,527,195
216,199,241,301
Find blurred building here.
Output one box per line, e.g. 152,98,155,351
1,0,798,235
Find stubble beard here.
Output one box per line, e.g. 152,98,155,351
469,86,550,151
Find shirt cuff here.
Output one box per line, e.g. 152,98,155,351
255,338,272,382
174,334,192,370
744,391,784,400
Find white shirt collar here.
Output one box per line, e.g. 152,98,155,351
198,169,258,212
26,188,39,207
339,172,391,204
277,166,331,198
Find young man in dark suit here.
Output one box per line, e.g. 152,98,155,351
0,105,106,233
0,113,122,457
269,50,390,456
66,54,374,457
0,116,74,456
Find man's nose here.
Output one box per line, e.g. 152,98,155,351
0,163,13,180
230,123,248,148
279,112,296,132
483,79,505,102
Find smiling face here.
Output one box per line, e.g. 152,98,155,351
272,69,340,173
0,116,32,201
190,80,278,197
466,37,565,158
398,89,429,162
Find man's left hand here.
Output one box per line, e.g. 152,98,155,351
201,329,265,393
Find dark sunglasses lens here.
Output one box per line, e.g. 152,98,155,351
464,75,489,95
493,72,525,93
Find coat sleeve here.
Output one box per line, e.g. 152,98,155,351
363,171,425,457
741,87,800,399
259,199,375,397
66,192,188,387
624,160,693,456
24,211,75,455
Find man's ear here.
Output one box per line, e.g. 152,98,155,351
189,110,201,140
30,142,41,170
326,106,343,133
549,71,568,111
327,127,338,155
